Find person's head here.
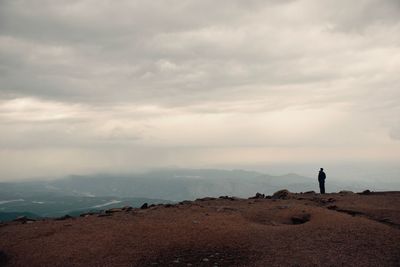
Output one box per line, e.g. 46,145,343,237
320,168,324,171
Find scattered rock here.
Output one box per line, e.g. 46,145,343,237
272,189,291,200
105,208,123,214
378,217,392,223
164,204,173,208
249,192,265,199
203,258,209,262
122,206,133,211
55,215,72,221
291,214,311,225
359,189,372,195
304,191,316,194
140,203,148,209
79,212,98,217
327,205,338,210
179,200,193,205
196,197,216,202
13,216,36,224
219,196,236,201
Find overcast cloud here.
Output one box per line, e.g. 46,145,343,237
0,0,399,180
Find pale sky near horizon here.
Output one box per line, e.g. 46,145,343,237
0,0,399,180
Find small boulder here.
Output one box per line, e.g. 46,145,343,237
122,206,133,211
249,192,265,199
13,216,36,224
379,217,392,223
105,208,123,214
55,215,72,221
79,211,98,217
179,200,192,205
140,203,148,209
196,197,216,201
219,196,236,201
358,189,372,195
304,191,316,194
272,189,291,200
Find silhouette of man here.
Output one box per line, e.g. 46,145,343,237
318,168,326,194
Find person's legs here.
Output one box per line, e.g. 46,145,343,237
319,181,325,194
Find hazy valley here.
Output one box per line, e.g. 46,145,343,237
0,168,371,222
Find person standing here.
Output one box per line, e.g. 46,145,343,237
318,168,326,194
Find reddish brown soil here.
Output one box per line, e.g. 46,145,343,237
1,192,400,267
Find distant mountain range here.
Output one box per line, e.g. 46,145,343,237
0,168,362,221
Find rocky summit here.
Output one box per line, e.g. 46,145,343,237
0,191,399,267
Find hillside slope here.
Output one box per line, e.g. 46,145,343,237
0,191,399,267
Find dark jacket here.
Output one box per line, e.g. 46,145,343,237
318,171,326,182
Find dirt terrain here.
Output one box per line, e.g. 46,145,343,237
1,191,399,267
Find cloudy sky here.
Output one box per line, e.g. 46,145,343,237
0,0,399,181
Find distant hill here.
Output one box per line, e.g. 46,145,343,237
0,211,41,222
0,195,171,221
0,169,361,220
1,169,355,202
41,169,353,200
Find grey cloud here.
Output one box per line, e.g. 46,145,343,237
0,0,398,110
0,0,400,179
324,0,400,33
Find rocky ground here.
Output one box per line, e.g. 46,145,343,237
0,190,399,267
